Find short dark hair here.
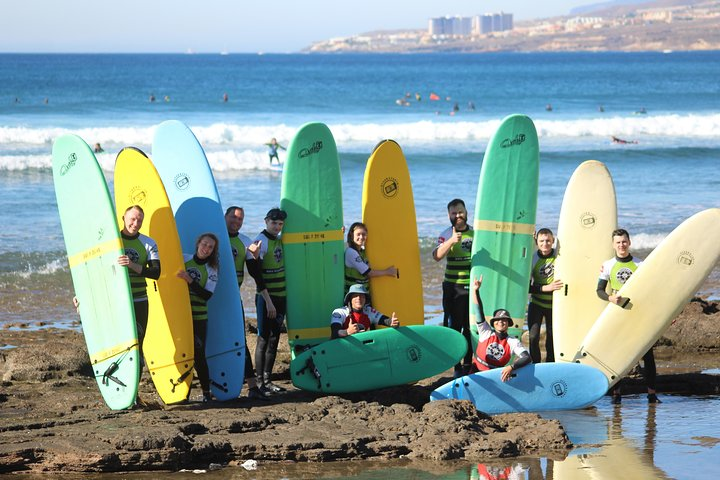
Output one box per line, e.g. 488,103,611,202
612,228,630,240
265,207,287,221
225,206,244,216
447,198,466,210
536,228,554,238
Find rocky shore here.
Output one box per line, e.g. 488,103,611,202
1,297,718,474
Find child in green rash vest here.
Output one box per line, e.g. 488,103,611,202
177,233,219,403
118,205,160,357
596,228,660,404
246,207,288,395
527,228,564,363
265,137,285,165
344,222,397,294
224,206,270,401
432,198,473,378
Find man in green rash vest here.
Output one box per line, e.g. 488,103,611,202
527,228,563,363
246,207,288,394
432,198,473,378
224,206,270,401
118,205,160,357
596,228,660,404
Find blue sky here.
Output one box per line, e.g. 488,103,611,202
1,1,599,53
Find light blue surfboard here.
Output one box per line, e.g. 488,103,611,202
430,363,607,415
151,120,245,401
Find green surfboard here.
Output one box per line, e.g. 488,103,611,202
291,325,467,393
280,123,344,352
52,135,139,410
470,115,539,347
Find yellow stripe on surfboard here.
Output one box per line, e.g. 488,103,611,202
67,238,123,268
282,229,344,244
287,327,331,341
473,219,535,235
90,339,138,365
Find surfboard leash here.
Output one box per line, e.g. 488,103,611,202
295,357,322,390
98,342,138,387
170,364,195,393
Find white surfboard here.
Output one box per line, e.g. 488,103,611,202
553,160,617,362
574,208,720,387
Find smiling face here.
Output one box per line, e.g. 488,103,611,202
122,207,144,236
448,204,467,229
265,218,284,236
350,293,366,310
352,226,368,249
225,208,244,234
612,233,631,258
536,233,554,256
196,236,217,260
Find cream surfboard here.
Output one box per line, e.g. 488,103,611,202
574,208,720,387
553,160,617,362
114,147,195,404
362,140,423,325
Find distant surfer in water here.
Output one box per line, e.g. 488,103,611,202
265,138,286,165
471,276,531,382
344,222,397,294
596,228,660,404
612,136,638,144
330,283,399,339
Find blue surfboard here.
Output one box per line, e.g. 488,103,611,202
430,363,607,414
151,120,245,401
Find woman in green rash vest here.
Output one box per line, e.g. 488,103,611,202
118,205,160,357
344,222,397,294
177,233,219,403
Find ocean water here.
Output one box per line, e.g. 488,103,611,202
1,51,719,325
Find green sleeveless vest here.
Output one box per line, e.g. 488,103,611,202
185,257,211,321
444,228,472,285
262,236,286,297
122,234,149,300
345,248,369,292
530,251,556,309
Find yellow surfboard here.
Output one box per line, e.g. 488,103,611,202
114,147,194,404
575,208,720,387
553,160,617,362
361,140,424,325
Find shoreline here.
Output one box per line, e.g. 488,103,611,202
1,297,719,474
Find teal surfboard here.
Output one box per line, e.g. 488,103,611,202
470,114,539,347
291,325,467,393
52,134,139,410
430,363,608,414
151,120,245,401
280,123,344,352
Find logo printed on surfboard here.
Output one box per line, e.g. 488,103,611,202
677,250,695,267
551,379,568,397
299,140,323,158
500,133,526,148
129,186,147,206
60,153,78,176
406,345,422,363
174,173,190,191
381,177,399,199
580,212,597,228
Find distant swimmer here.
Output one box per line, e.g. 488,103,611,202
545,103,553,112
468,101,476,111
634,107,647,115
164,95,170,102
611,136,638,145
452,102,459,113
223,92,229,102
44,98,49,104
94,143,104,153
149,94,156,102
415,93,421,102
598,104,605,112
265,137,286,165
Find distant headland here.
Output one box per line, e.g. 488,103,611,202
304,0,720,53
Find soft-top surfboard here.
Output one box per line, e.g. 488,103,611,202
362,140,424,325
52,134,139,410
575,208,720,387
291,325,467,393
553,160,617,362
281,122,344,351
114,147,195,404
151,120,245,401
470,115,539,346
430,363,608,415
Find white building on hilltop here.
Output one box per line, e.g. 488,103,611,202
429,12,513,36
